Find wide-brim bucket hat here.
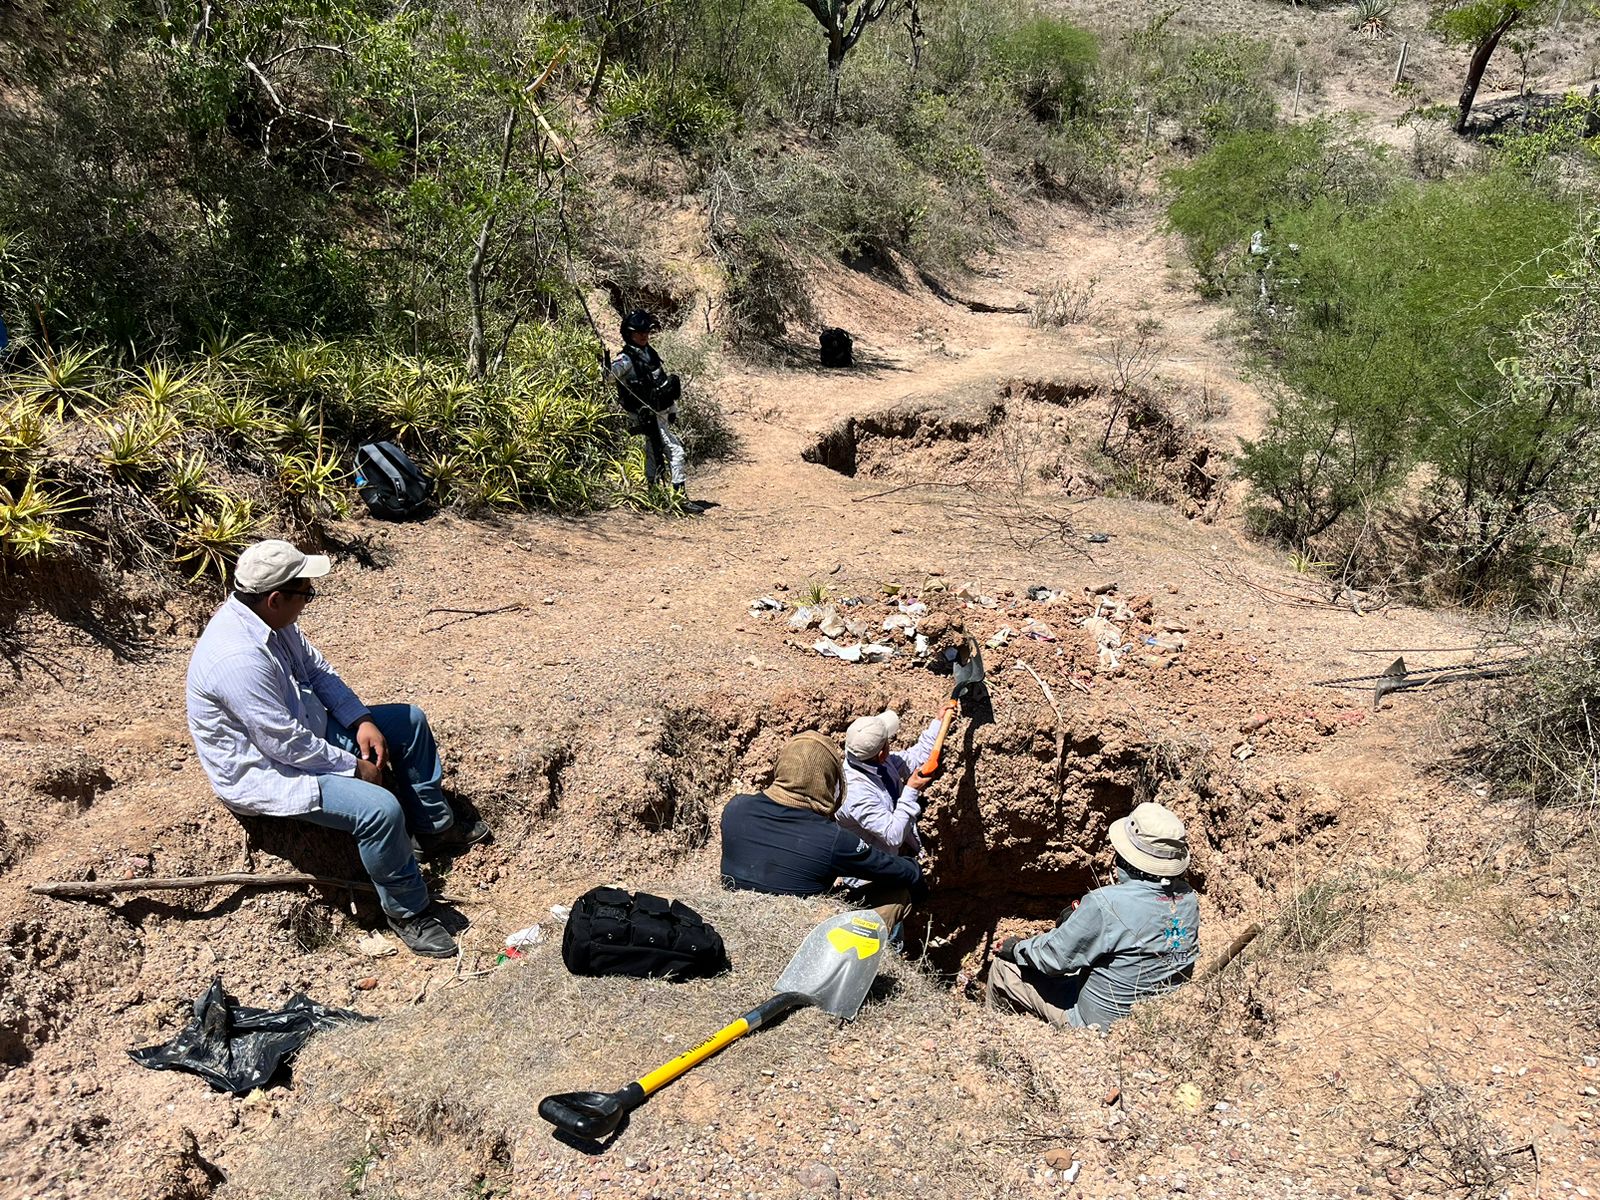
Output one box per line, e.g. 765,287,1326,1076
1108,801,1190,877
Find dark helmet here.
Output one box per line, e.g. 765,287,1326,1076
620,309,661,337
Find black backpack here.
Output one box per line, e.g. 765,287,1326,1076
819,327,853,368
354,441,433,520
561,887,729,981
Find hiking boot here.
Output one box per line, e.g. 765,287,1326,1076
414,815,492,857
387,909,457,958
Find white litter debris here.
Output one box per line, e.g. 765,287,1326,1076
1080,614,1127,671
882,613,917,637
814,637,863,662
1023,617,1058,642
748,596,785,615
504,924,545,950
955,581,998,608
986,627,1015,649
356,933,397,958
549,905,571,921
814,638,896,663
787,606,819,630
817,607,847,639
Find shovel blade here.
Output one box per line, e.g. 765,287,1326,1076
773,909,888,1019
953,636,986,698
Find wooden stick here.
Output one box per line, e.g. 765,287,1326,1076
31,872,378,899
1013,661,1068,821
1197,922,1262,982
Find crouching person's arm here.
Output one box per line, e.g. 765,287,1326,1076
1009,894,1108,976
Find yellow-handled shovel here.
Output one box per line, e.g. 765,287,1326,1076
538,909,888,1142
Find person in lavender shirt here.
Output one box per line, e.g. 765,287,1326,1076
186,540,489,957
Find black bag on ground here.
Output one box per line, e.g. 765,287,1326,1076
129,977,373,1094
819,327,853,368
561,886,729,981
354,440,433,520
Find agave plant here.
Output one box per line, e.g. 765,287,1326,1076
274,402,324,453
197,328,268,365
0,476,82,560
278,449,350,521
14,345,103,416
378,378,430,447
0,397,51,476
121,362,201,414
175,495,259,582
1351,0,1393,39
97,408,179,479
158,450,223,515
199,391,274,450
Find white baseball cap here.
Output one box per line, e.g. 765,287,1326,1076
844,710,901,759
233,539,332,594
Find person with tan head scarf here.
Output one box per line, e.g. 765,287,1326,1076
721,732,924,931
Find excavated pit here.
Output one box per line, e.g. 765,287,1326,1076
624,659,1349,976
803,377,1224,516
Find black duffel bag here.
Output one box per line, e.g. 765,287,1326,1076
561,886,729,981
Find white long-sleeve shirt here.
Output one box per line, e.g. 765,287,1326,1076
185,597,369,816
836,717,942,865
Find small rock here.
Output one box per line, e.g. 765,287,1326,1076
1240,714,1272,734
1103,1087,1121,1106
1087,580,1118,595
1043,1148,1074,1170
795,1162,839,1191
354,977,377,990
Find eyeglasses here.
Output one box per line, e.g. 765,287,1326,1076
279,586,317,602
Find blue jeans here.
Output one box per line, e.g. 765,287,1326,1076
294,704,453,919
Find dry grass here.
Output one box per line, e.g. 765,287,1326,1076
220,889,1037,1199
1374,1065,1534,1200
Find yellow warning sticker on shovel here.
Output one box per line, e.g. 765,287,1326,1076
827,923,884,959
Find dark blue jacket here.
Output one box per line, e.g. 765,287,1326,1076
719,791,923,897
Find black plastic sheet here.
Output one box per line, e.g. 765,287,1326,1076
129,978,373,1094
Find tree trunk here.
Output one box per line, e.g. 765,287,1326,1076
826,33,844,125
467,106,519,379
1455,11,1520,134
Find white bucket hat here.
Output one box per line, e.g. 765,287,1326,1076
234,539,332,594
1108,802,1190,877
844,710,901,759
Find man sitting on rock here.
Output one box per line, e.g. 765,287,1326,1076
186,540,489,958
987,801,1199,1028
720,731,924,931
837,706,947,865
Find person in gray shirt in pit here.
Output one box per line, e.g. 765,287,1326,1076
986,802,1199,1028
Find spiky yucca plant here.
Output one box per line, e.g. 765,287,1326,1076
14,346,103,416
158,450,223,515
176,496,259,582
97,408,179,479
0,476,82,561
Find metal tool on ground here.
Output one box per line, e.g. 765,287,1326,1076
537,909,888,1143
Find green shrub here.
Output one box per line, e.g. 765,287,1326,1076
991,15,1099,122
1166,120,1397,289
1237,170,1574,555
600,70,738,151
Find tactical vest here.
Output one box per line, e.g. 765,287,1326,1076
615,343,673,413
